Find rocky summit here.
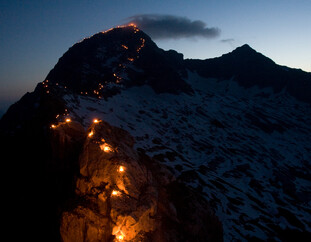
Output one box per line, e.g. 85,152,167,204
1,25,311,241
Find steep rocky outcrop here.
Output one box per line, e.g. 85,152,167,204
59,120,222,241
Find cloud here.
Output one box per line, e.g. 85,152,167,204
127,14,220,40
220,38,236,48
220,38,235,43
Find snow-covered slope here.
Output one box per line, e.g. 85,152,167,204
63,70,311,241
1,25,311,241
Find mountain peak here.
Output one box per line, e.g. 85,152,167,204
237,43,253,50
186,43,311,103
43,24,189,99
101,23,141,34
98,24,149,42
229,44,261,58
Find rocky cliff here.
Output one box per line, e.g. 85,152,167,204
55,119,222,241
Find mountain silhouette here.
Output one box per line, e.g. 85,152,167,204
186,44,311,103
1,25,311,241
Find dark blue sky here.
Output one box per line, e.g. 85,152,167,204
1,0,310,114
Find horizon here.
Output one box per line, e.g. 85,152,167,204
1,0,311,115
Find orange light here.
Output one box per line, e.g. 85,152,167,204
51,124,56,129
117,234,124,240
100,143,112,152
93,119,99,123
128,23,137,28
65,118,71,123
88,131,94,137
119,166,125,172
111,190,120,196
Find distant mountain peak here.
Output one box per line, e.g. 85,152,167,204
186,43,311,103
228,44,262,59
236,43,254,50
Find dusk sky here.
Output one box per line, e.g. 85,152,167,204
1,0,311,114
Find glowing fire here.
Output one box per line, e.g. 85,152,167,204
100,143,112,152
65,118,71,123
93,119,99,123
128,23,138,28
119,166,125,172
112,227,126,241
51,124,56,129
101,23,139,35
88,131,94,137
111,190,120,196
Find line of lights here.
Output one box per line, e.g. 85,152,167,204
42,24,144,101
51,116,128,240
77,25,145,100
42,79,69,95
50,112,71,128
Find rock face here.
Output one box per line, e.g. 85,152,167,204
59,120,222,241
